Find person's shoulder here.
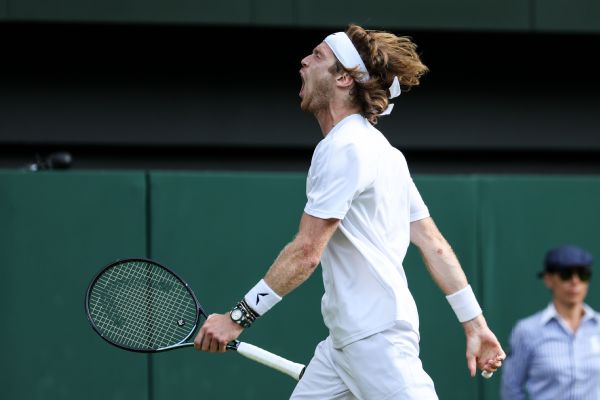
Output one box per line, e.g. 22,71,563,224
337,119,391,155
329,127,372,154
584,303,599,314
584,303,600,322
333,117,371,141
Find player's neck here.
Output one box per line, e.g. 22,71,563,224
315,102,361,137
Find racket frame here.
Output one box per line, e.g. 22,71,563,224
85,257,208,353
85,257,305,380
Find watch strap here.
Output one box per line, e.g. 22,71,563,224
230,299,259,328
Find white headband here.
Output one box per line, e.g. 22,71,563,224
324,32,370,82
323,32,401,116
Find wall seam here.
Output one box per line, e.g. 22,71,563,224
145,170,154,400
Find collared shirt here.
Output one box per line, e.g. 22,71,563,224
501,303,600,400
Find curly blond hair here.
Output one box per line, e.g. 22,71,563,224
331,24,428,125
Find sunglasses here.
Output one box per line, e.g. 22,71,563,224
554,268,592,282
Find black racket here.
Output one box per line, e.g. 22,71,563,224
85,258,305,380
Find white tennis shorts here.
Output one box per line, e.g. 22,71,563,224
290,321,438,400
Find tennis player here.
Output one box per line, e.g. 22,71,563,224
194,24,505,399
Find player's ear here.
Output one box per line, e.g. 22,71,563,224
335,72,354,89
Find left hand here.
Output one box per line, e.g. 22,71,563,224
463,314,506,377
193,313,243,353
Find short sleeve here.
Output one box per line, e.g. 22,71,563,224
304,141,375,220
409,178,429,222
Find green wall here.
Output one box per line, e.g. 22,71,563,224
148,172,314,399
0,171,148,400
3,0,600,32
294,0,529,31
535,0,600,32
478,176,600,399
2,170,600,400
0,0,7,19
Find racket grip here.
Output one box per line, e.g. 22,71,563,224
233,341,306,381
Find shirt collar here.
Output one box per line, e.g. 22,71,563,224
583,303,598,322
324,113,365,139
540,302,598,325
540,303,558,325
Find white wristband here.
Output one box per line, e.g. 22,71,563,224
244,279,282,316
446,284,482,322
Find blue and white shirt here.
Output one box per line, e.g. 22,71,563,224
501,303,600,400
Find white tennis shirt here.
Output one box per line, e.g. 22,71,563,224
304,114,430,349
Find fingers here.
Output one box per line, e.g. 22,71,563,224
194,330,228,352
467,354,477,377
208,335,221,352
490,353,504,368
193,313,231,353
494,357,504,368
465,324,507,379
480,353,504,378
498,349,507,361
193,323,210,351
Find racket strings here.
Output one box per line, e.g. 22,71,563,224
104,263,194,347
90,262,195,348
88,261,198,350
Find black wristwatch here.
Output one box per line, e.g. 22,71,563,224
230,301,256,328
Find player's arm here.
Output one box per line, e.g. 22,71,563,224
409,216,468,293
194,213,339,353
263,213,339,296
410,216,505,377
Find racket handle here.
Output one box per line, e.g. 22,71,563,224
230,341,306,381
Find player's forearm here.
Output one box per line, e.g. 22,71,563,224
227,235,320,328
264,214,339,297
264,236,321,297
235,214,338,324
414,223,468,294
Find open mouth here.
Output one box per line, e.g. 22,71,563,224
299,71,305,98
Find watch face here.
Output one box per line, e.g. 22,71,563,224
231,308,243,321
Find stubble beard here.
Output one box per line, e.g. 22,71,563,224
300,77,332,115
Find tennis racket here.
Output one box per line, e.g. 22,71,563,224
85,258,305,380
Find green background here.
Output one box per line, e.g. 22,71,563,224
1,170,599,400
3,0,599,32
